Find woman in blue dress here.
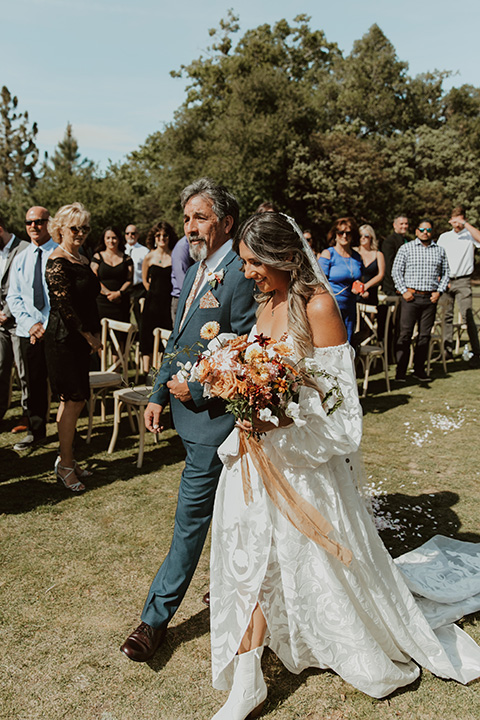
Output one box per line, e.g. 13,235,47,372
318,217,364,341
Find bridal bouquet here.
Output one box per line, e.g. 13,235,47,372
180,321,343,437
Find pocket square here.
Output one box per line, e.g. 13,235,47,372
199,291,220,309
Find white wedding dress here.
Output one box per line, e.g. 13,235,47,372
210,338,480,698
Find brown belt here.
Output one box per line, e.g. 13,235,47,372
407,288,432,296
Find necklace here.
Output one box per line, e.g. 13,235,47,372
337,250,354,278
60,245,81,262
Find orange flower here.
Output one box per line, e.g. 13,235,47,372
200,321,220,340
210,371,241,399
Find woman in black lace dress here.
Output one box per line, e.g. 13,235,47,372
45,203,102,492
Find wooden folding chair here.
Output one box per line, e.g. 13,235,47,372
356,302,396,397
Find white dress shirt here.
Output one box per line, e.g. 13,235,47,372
6,238,57,337
437,228,480,278
196,239,233,296
125,242,149,286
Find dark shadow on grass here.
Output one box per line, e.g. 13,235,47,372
147,608,210,672
361,392,410,415
373,490,480,557
0,418,186,514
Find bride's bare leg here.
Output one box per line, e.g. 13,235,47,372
238,603,267,654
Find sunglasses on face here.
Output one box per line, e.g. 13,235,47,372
26,219,48,226
337,230,352,237
418,227,432,233
69,225,90,234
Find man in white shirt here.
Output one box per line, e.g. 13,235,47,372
437,206,480,364
124,224,149,329
7,206,57,450
0,216,29,426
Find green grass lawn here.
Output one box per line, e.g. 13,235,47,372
0,356,479,720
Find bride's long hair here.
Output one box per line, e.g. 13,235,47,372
233,212,329,360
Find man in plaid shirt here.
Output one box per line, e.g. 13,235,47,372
392,219,449,381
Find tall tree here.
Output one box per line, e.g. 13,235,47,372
48,122,93,174
0,86,38,199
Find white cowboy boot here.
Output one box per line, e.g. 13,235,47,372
211,646,267,720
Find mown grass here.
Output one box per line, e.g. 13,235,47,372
0,355,479,720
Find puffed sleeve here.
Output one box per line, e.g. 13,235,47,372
264,343,363,467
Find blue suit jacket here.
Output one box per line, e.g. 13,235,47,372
151,247,256,446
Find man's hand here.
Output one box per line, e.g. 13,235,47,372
430,291,440,304
144,402,164,434
0,311,8,325
167,375,193,402
402,290,414,302
449,214,466,231
29,322,45,343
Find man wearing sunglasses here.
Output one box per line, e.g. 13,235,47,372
437,206,480,366
392,219,449,382
7,206,56,450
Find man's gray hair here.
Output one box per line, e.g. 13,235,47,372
180,178,240,236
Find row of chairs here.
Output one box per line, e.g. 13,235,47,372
355,293,480,397
87,318,171,467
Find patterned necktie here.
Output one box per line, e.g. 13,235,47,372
33,247,45,311
179,261,206,328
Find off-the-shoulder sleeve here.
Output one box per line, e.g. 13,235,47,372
264,343,363,467
45,258,86,334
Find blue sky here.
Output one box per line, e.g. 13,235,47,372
4,0,479,169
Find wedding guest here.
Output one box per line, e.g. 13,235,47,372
207,211,480,719
318,217,364,341
0,216,29,427
45,203,102,491
140,221,177,374
91,227,133,325
124,224,149,330
170,235,194,324
7,206,56,451
354,224,385,305
392,219,449,382
381,214,410,297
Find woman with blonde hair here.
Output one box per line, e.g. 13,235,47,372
208,211,480,719
45,203,102,491
354,224,385,305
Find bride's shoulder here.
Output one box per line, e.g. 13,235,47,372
306,290,347,348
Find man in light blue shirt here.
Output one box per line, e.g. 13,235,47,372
7,206,56,450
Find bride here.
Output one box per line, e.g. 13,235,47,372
208,212,480,719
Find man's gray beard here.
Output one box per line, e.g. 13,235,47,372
189,240,208,262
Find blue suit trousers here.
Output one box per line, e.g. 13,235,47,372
141,438,224,628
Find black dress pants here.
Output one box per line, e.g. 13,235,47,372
395,295,437,378
20,337,48,436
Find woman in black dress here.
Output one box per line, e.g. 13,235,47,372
45,203,102,492
140,221,178,374
91,227,133,323
354,224,385,305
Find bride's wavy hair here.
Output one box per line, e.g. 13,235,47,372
233,212,327,359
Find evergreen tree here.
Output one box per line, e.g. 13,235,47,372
0,86,39,199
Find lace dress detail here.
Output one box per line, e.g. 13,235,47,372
210,334,480,698
45,257,100,402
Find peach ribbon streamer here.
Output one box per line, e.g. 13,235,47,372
238,432,353,567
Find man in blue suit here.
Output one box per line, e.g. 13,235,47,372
121,178,256,662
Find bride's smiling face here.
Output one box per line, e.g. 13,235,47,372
238,240,290,294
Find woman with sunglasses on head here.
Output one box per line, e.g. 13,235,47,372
45,203,102,491
318,217,364,341
354,224,385,305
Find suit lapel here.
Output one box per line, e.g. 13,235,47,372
176,249,237,337
2,238,22,286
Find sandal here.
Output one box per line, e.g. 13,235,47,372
55,462,86,492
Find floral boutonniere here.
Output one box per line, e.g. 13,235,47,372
206,268,224,289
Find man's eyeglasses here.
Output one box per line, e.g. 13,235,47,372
126,231,138,236
26,219,48,226
418,227,432,233
69,225,90,234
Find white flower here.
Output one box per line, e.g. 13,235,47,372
285,401,307,427
175,360,192,382
258,407,279,426
207,332,237,352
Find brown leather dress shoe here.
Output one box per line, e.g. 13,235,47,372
202,591,210,606
120,622,166,662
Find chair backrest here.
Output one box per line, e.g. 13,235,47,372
357,302,396,351
152,327,172,368
100,317,137,380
